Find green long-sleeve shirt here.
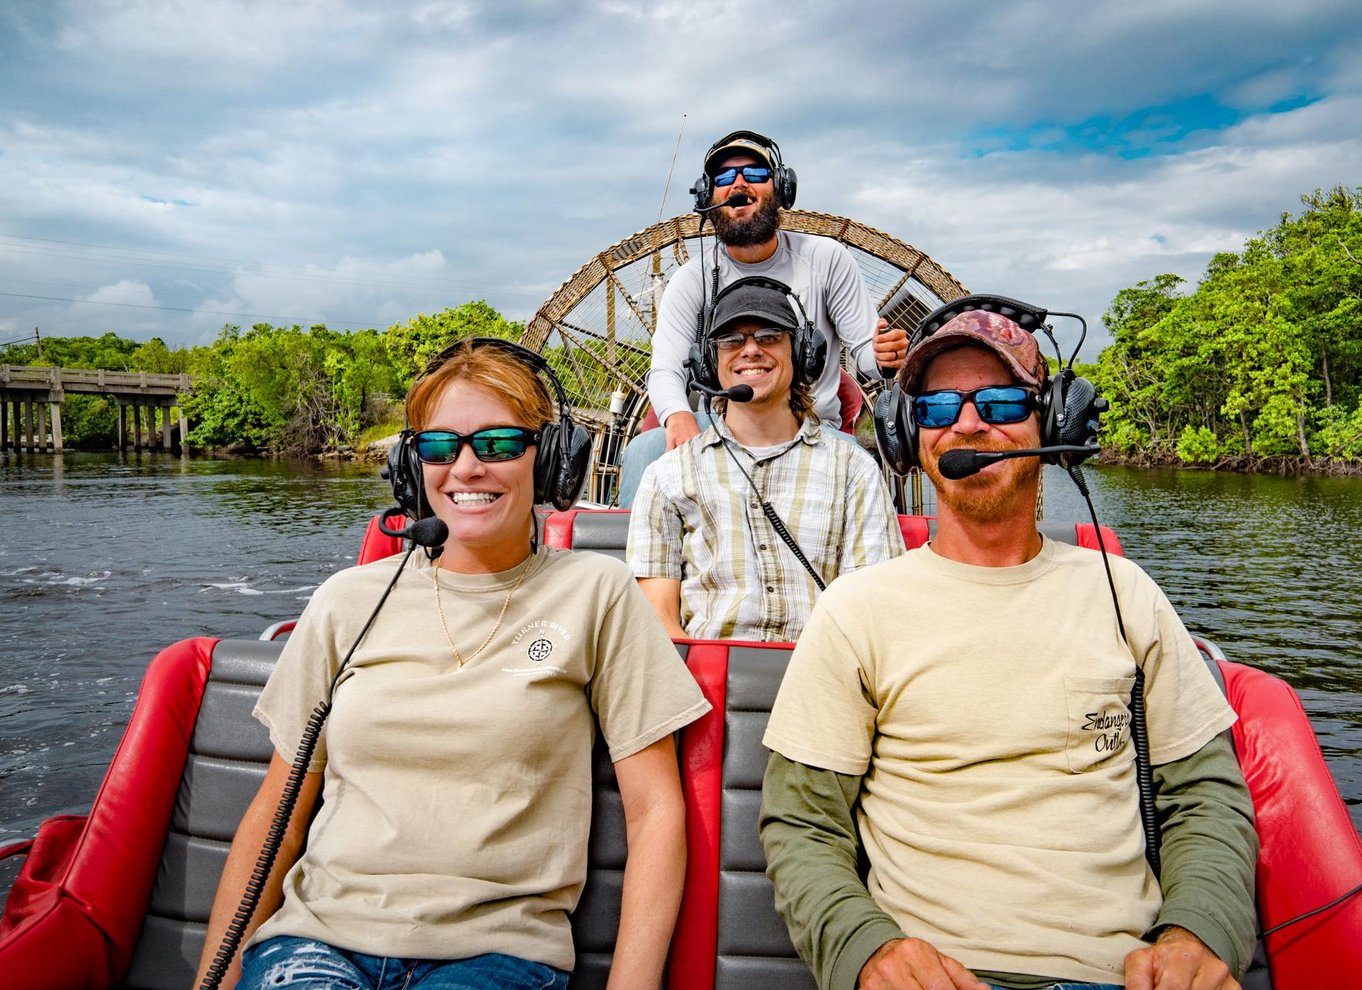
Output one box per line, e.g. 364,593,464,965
759,733,1257,990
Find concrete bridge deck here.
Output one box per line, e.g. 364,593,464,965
1,365,193,452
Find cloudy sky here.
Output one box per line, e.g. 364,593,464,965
2,0,1359,359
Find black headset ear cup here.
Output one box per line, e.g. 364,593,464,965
1037,372,1062,452
536,420,592,511
1037,371,1103,463
776,164,797,209
873,385,918,475
687,340,719,393
691,173,713,211
795,320,827,386
385,430,427,518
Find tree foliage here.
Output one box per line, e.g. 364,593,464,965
1092,186,1362,470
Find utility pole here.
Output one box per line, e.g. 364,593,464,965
34,327,43,363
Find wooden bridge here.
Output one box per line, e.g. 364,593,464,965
0,365,193,453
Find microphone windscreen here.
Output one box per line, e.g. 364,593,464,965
406,516,449,549
727,384,755,402
938,449,982,480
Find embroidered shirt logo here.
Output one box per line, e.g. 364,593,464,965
527,638,554,663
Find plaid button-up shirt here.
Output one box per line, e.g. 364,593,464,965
626,417,904,642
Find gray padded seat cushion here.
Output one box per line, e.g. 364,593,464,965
565,511,632,562
715,645,817,990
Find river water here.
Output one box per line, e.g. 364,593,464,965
2,452,1360,844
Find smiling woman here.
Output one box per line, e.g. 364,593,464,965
193,337,711,990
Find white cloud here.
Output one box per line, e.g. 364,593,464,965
0,0,1358,354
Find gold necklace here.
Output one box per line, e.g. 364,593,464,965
432,554,533,667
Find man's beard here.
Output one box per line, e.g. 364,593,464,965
926,446,1041,523
713,194,781,247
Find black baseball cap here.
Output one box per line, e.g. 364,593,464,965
710,280,798,335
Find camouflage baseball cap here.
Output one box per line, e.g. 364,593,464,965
899,310,1047,392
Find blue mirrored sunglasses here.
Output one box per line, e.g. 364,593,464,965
912,386,1037,429
712,165,773,187
413,427,539,464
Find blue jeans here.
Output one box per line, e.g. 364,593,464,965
240,936,570,990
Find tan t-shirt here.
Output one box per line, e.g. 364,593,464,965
251,547,710,970
763,540,1236,984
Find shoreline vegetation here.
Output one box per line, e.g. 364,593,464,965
5,186,1360,480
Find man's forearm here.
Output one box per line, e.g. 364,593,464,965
1150,732,1259,978
760,752,905,990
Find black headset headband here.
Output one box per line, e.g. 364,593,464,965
912,293,1049,348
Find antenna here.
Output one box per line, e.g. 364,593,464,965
657,113,686,226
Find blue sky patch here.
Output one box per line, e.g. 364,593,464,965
968,90,1322,160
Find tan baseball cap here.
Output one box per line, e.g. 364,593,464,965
705,135,774,173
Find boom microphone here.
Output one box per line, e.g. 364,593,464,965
937,446,1100,480
376,510,449,548
696,192,753,212
692,380,754,403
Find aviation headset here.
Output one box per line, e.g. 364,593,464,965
385,337,591,515
873,293,1105,474
687,276,828,395
690,130,798,211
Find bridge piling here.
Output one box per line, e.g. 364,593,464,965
2,366,192,452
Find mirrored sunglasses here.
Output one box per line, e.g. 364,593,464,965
912,386,1037,429
712,165,773,187
413,427,540,464
712,327,791,351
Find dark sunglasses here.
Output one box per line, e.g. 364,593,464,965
712,326,791,351
912,386,1037,429
413,427,540,464
712,165,773,187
